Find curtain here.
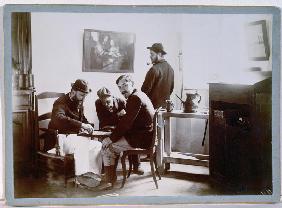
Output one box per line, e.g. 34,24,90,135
12,12,32,75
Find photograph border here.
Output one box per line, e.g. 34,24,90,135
3,4,281,206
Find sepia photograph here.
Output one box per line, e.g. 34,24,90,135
4,5,280,206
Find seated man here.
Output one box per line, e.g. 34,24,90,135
95,87,144,175
100,75,155,189
95,87,126,131
48,79,102,188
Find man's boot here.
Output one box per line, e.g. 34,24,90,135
110,165,116,188
99,166,113,190
132,155,144,175
112,156,119,183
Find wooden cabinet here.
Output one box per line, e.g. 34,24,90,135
13,90,35,176
209,78,272,194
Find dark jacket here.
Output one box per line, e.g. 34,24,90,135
48,93,89,134
110,89,155,149
95,96,126,129
141,59,174,109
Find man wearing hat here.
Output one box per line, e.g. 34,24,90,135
141,43,174,109
48,79,102,188
95,87,144,176
95,87,126,131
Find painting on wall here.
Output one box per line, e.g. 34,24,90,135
82,29,135,72
247,20,270,61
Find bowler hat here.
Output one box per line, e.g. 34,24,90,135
147,43,167,55
71,79,92,93
97,87,112,99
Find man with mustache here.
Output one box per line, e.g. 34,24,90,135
95,87,144,176
100,75,155,189
141,43,174,161
48,79,102,188
141,43,174,109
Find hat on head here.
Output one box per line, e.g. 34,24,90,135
97,87,112,99
147,43,167,55
71,79,92,93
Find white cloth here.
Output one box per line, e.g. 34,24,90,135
57,134,102,176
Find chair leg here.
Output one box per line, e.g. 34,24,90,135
149,153,158,189
127,155,133,178
121,153,127,188
153,152,161,180
64,159,68,188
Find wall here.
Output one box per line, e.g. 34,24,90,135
173,14,273,155
182,14,273,89
31,12,273,155
31,12,181,125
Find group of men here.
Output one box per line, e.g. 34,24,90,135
47,43,174,189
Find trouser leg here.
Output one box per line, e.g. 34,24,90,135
101,137,133,189
131,155,140,169
112,154,120,183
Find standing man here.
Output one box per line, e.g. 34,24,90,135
100,75,155,189
141,43,174,109
48,79,102,188
95,87,144,176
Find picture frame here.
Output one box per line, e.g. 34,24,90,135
247,20,270,61
82,29,135,72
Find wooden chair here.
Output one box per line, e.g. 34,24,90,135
120,108,162,189
34,92,75,187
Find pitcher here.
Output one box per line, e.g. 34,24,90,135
184,93,201,113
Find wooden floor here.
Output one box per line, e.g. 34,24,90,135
15,162,227,198
14,161,242,199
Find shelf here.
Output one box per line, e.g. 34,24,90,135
162,110,209,119
163,152,209,167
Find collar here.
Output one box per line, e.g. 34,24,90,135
66,92,81,109
153,59,166,65
67,92,73,102
128,89,137,98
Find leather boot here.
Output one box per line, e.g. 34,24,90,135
112,157,119,183
110,165,116,188
132,155,144,175
99,166,113,190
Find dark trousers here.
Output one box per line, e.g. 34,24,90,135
129,155,140,170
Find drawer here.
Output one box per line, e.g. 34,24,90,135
13,90,35,110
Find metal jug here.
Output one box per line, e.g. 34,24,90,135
184,93,201,113
176,93,202,113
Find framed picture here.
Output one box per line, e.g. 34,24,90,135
82,29,135,72
247,20,270,61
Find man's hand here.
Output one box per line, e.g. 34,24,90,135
117,109,126,117
81,123,94,134
101,125,115,132
102,137,112,150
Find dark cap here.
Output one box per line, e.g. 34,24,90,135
71,79,92,93
97,87,111,99
147,43,167,55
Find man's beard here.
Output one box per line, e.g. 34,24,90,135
151,56,158,64
72,98,83,108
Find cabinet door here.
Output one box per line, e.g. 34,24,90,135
13,111,32,175
209,109,226,179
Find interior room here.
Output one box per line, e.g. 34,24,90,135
12,10,273,198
